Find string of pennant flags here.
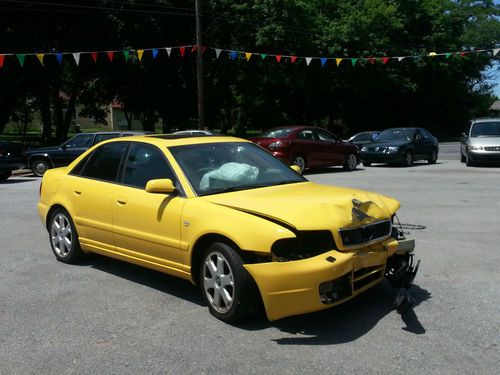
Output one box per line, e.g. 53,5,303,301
0,44,498,68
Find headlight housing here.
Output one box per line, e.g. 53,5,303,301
387,146,399,152
361,146,368,151
468,144,484,151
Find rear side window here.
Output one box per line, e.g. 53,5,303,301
64,133,94,149
93,133,120,145
122,143,177,189
80,142,128,182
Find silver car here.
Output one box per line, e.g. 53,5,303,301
460,118,500,166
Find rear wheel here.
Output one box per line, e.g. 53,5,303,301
292,155,306,173
200,242,259,322
31,158,50,177
343,153,358,171
362,161,372,167
49,208,85,263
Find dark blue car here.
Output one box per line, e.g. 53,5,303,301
0,140,26,181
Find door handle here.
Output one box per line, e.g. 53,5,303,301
116,196,128,205
74,190,81,195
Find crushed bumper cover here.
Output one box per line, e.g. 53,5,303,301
244,238,415,321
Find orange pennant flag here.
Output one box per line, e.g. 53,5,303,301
245,52,252,61
36,54,45,66
137,50,144,61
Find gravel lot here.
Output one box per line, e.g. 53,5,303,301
1,143,499,374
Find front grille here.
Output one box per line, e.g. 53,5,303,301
352,266,384,291
484,146,500,152
339,220,391,247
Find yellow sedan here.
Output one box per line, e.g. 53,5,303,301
38,135,418,322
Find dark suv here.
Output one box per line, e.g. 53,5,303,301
26,131,147,176
0,140,26,181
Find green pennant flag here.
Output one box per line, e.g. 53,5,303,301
17,54,26,67
351,58,358,67
445,53,452,59
123,50,130,61
260,54,267,60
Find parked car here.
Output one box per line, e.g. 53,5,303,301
0,140,26,181
359,127,439,166
249,126,359,173
26,131,147,176
38,135,418,322
347,131,381,146
460,118,500,166
172,129,215,136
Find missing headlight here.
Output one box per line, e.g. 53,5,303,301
272,230,336,261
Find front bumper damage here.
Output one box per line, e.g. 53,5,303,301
244,237,418,321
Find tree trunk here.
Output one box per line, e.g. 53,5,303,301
39,86,52,142
124,107,133,130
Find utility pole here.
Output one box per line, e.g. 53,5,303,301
195,0,205,130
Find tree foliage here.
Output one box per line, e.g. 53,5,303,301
0,0,498,141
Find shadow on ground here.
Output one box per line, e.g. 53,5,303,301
1,178,37,184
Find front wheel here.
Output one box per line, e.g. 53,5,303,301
465,152,474,167
403,152,413,167
200,242,259,322
31,158,51,177
49,208,85,263
0,171,11,181
427,149,438,164
362,160,372,167
343,153,358,171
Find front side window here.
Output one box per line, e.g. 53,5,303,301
170,142,306,196
80,142,128,182
316,129,339,142
298,130,315,140
122,143,177,189
63,133,94,149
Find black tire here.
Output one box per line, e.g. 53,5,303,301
48,208,85,263
427,149,438,164
403,151,413,167
0,171,11,181
343,153,358,171
200,242,259,322
465,152,474,167
460,153,466,163
292,155,306,173
31,158,51,177
362,161,372,167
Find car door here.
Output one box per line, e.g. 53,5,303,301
315,129,345,165
112,142,186,269
55,133,96,167
67,141,128,249
411,130,427,159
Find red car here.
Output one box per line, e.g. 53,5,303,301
250,126,359,172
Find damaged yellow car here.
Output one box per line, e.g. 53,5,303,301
38,135,418,322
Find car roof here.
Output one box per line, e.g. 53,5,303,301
101,134,248,148
471,118,500,123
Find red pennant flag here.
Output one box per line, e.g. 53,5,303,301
179,47,186,57
191,45,197,53
276,55,282,63
106,51,114,62
91,52,98,63
460,51,466,57
0,55,4,68
382,57,390,64
368,57,376,64
290,56,297,64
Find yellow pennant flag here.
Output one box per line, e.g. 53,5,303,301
245,52,252,61
36,53,45,66
335,58,343,67
137,49,144,61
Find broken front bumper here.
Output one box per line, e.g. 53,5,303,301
244,238,415,321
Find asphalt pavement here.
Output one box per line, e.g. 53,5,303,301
0,143,499,374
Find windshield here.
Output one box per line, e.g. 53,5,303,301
470,121,500,137
260,128,293,138
169,142,306,196
375,129,415,142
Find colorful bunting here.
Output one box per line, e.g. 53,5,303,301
17,54,25,67
335,58,342,67
215,49,222,58
445,53,451,59
179,47,185,57
137,49,144,61
106,51,114,62
0,55,4,68
230,51,238,60
351,58,358,67
305,57,312,66
290,56,297,64
260,54,267,60
90,52,98,63
123,50,130,61
382,57,389,65
55,53,63,65
73,53,80,66
152,49,159,59
245,52,252,61
320,57,327,67
368,57,375,65
166,48,172,57
493,48,499,56
397,56,405,62
36,54,44,66
275,55,282,63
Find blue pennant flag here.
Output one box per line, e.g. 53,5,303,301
152,49,159,59
56,53,63,65
230,51,239,60
320,57,327,67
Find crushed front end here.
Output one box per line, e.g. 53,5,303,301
244,217,419,321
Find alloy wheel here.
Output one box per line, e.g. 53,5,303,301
202,251,235,314
50,213,73,258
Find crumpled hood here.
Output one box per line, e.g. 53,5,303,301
202,182,400,230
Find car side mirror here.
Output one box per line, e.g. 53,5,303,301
461,132,467,138
290,165,302,174
146,179,177,194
